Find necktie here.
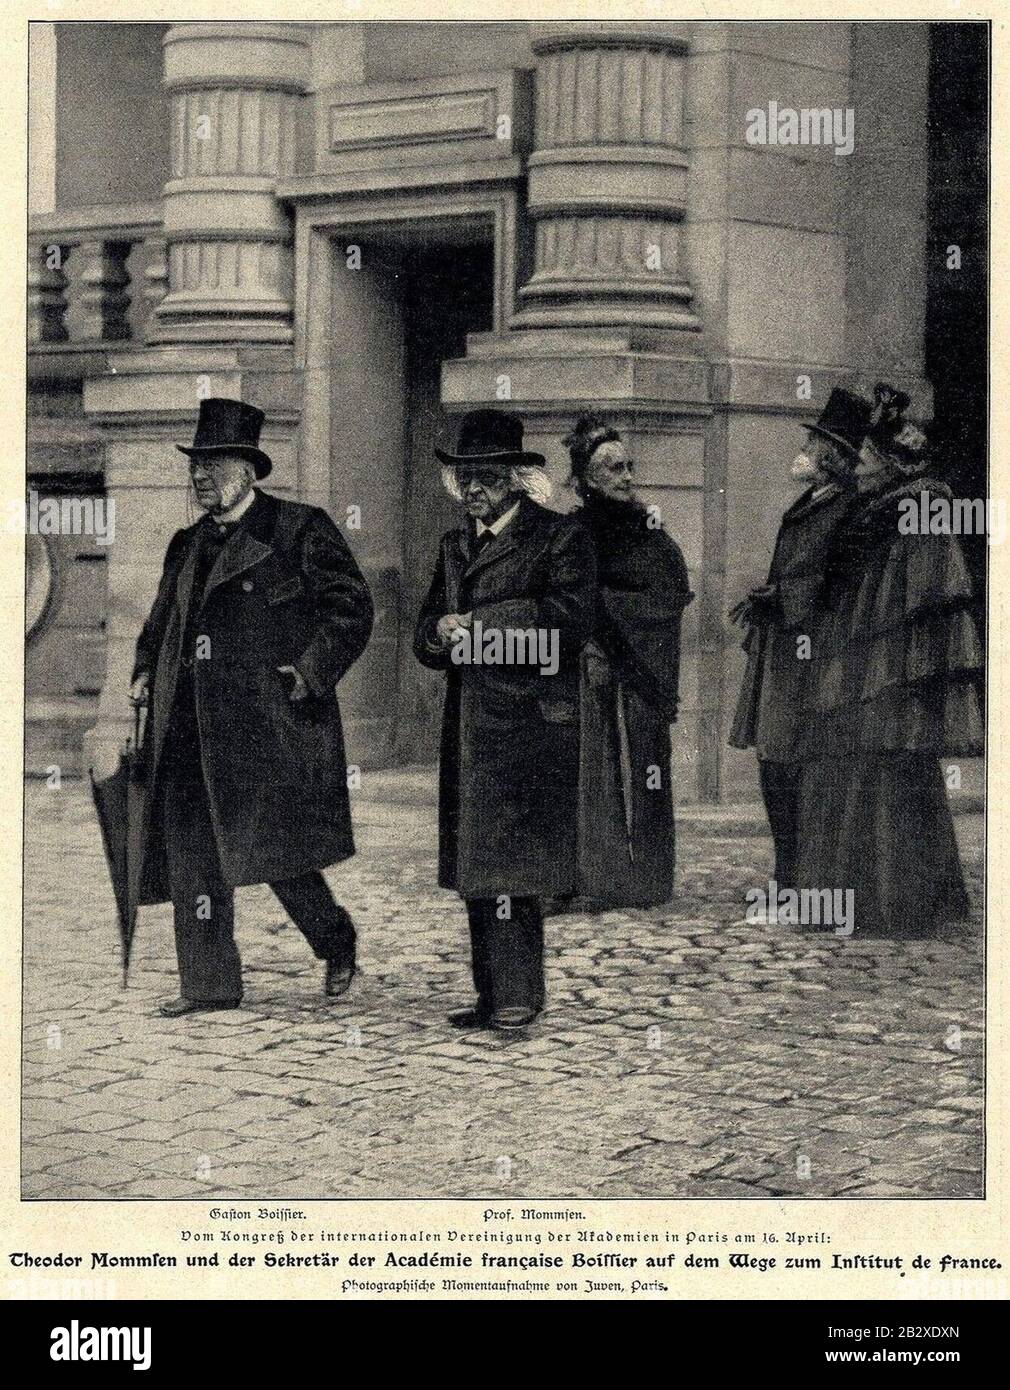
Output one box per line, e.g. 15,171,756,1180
183,525,230,659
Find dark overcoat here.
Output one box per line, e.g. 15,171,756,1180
575,497,693,907
134,489,373,895
729,483,853,760
413,495,597,899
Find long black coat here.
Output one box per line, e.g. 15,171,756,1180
729,483,853,760
134,489,373,895
414,496,596,899
576,496,693,907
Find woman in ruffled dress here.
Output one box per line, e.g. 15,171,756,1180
795,385,984,937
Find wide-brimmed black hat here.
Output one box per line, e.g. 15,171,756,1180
177,397,272,479
804,387,873,463
434,409,546,470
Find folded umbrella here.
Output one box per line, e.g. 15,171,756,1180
613,680,635,866
89,702,150,987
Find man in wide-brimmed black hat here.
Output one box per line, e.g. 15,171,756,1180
129,398,374,1015
414,408,597,1030
729,386,871,903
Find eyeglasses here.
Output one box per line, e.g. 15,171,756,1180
188,458,230,477
461,470,511,489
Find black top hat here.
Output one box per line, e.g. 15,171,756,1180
177,398,272,479
804,387,873,465
434,409,546,470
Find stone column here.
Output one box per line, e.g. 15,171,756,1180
515,26,697,332
150,23,310,344
84,24,310,775
444,21,709,798
845,21,930,380
684,21,932,800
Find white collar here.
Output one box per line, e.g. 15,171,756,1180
476,500,520,538
214,487,257,526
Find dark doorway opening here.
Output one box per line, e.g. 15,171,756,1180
401,239,495,759
324,226,493,768
340,234,495,762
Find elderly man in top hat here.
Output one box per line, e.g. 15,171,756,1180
729,386,870,896
129,398,374,1016
414,409,597,1031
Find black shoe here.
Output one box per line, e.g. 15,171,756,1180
159,997,240,1017
447,1006,491,1030
324,957,355,999
490,1007,540,1031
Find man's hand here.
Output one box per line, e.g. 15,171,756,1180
277,665,310,702
730,583,779,629
728,596,754,628
435,612,472,645
129,672,150,706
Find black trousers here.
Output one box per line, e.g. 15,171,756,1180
160,753,354,1002
465,896,544,1016
758,758,802,889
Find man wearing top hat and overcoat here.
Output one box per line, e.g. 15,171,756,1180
414,409,597,1032
729,387,871,895
129,398,374,1016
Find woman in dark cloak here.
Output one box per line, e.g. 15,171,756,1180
564,415,694,908
796,385,983,936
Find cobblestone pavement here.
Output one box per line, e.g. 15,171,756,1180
22,780,984,1200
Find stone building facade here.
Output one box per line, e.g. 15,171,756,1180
27,20,986,800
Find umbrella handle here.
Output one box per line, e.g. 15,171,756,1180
132,699,149,754
129,701,149,787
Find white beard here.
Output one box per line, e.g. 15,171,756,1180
790,452,818,482
213,478,253,513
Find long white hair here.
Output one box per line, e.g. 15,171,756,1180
440,465,553,506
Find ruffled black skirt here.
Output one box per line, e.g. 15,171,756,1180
796,752,970,937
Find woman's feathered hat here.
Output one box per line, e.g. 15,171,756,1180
563,413,622,485
864,382,928,475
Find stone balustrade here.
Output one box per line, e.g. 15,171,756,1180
28,202,166,351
